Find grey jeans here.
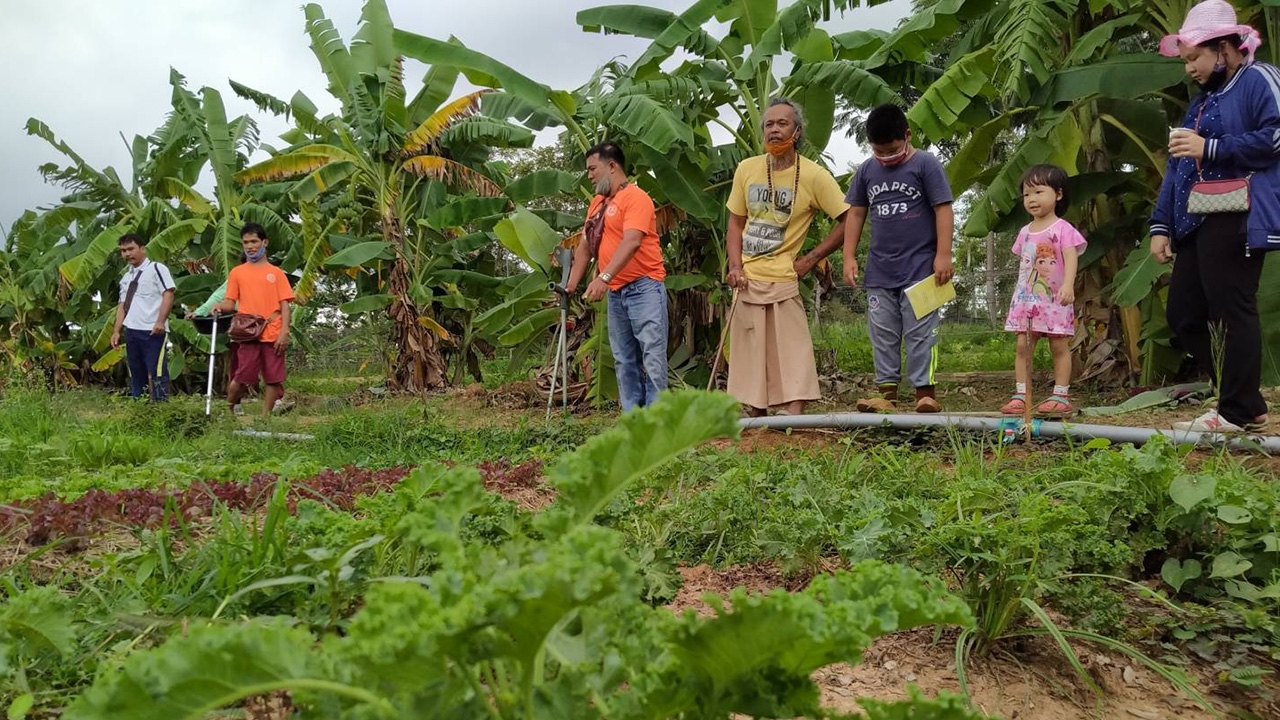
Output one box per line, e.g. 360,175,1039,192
866,286,941,388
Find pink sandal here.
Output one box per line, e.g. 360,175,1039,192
1035,395,1073,418
1000,394,1027,415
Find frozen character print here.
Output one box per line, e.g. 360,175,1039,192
1028,243,1057,300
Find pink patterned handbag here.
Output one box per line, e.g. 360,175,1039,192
1187,177,1251,214
1186,104,1252,215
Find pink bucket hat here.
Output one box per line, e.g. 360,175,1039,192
1158,0,1262,62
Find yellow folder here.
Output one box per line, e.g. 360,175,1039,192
905,276,955,320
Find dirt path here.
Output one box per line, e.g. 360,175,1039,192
670,564,1267,720
816,631,1222,720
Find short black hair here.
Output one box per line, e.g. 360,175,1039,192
1020,164,1070,216
585,141,626,172
118,233,144,248
1198,34,1243,51
865,104,909,145
240,222,268,241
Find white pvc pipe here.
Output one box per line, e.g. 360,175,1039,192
233,430,315,441
204,317,218,416
739,412,1280,452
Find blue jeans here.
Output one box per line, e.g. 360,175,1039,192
124,328,169,401
606,276,669,412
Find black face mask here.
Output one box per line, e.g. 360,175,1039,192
1201,68,1228,92
1199,51,1229,92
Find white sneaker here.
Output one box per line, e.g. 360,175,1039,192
272,399,295,415
232,403,244,416
1173,411,1243,433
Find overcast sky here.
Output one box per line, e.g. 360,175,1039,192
0,0,911,231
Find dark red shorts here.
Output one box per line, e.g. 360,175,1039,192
229,341,242,380
233,341,286,386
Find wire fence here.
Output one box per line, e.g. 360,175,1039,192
288,263,1032,381
812,266,1025,332
805,266,1038,379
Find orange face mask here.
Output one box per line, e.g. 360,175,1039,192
765,134,796,158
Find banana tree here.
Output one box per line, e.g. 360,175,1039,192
801,0,1222,384
49,71,300,381
935,0,1263,385
0,205,105,385
35,70,294,286
234,0,530,392
395,1,901,398
156,77,306,381
394,0,983,274
20,92,219,382
28,116,192,293
158,74,299,278
1248,2,1280,384
760,0,1280,384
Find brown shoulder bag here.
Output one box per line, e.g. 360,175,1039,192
228,311,280,343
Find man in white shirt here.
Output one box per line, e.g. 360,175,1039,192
110,233,176,401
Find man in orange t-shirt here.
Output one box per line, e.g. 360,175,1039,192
566,142,668,411
213,223,295,419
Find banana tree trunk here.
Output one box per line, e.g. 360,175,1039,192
985,233,998,327
1069,102,1140,386
385,214,446,393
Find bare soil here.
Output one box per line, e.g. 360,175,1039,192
669,563,1273,720
478,461,556,510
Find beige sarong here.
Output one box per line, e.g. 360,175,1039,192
726,279,821,409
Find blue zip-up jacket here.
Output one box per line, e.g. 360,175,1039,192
1150,62,1280,253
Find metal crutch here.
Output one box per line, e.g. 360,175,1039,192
204,313,219,416
546,247,573,419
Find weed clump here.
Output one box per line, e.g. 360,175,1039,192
123,398,213,440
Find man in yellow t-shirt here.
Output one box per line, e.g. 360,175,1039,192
725,97,851,416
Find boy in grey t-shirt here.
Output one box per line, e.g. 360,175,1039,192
842,104,955,413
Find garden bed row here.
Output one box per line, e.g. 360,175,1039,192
1,458,547,545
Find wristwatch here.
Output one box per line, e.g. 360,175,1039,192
600,272,613,283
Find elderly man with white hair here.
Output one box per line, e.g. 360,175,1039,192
723,97,850,417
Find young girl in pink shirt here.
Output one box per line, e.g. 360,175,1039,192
1002,165,1087,418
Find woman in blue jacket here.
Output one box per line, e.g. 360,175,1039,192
1150,0,1278,433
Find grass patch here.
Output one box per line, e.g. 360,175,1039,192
814,317,1054,376
2,387,1275,717
0,379,595,502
